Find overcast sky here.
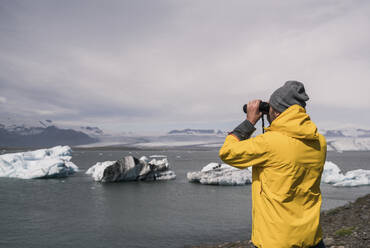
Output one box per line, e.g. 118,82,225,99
1,0,370,133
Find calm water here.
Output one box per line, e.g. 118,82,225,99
0,149,369,248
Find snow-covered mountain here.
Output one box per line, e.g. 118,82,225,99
322,128,370,138
0,120,98,147
321,128,370,152
77,126,104,138
2,118,370,151
81,127,370,150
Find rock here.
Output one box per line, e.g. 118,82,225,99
360,214,369,220
86,155,176,182
324,237,335,246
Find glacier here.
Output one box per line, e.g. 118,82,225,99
188,161,370,187
0,146,78,179
326,138,370,152
86,155,176,182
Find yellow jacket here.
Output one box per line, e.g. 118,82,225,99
219,105,327,248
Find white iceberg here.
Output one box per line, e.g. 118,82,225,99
333,169,370,187
0,146,78,179
149,155,167,158
86,155,176,182
188,161,370,187
85,161,115,181
321,161,345,184
187,162,252,186
322,161,370,187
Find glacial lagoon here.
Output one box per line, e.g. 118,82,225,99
0,149,369,248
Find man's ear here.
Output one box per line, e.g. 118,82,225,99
273,110,281,119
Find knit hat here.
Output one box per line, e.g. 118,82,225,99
269,81,309,113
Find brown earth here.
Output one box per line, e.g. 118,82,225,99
188,194,370,248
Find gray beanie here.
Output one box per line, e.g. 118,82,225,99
269,81,309,113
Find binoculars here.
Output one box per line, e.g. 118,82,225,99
243,101,270,114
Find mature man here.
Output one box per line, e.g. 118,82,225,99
219,81,327,248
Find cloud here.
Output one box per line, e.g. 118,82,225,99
0,96,6,104
1,0,370,132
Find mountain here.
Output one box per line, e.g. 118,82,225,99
321,128,370,152
81,127,370,151
0,121,98,148
322,128,370,138
2,119,370,151
78,126,104,137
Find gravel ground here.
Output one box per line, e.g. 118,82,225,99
188,194,370,248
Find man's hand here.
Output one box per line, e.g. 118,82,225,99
246,100,263,126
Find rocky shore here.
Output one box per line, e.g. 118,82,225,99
189,194,369,248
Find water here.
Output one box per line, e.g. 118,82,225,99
0,149,369,248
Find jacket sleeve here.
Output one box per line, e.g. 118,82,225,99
219,131,269,169
231,119,256,140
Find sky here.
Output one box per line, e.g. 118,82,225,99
1,0,370,134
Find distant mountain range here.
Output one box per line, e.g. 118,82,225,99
0,121,98,148
321,128,370,138
320,128,370,152
1,119,370,152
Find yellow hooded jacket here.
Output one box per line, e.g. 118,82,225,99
219,105,327,248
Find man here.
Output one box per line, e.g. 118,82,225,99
219,81,327,248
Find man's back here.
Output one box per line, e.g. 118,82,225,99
220,105,327,247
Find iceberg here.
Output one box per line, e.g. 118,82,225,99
85,160,115,181
322,161,370,187
187,163,252,186
333,169,370,187
86,155,176,182
0,146,78,179
188,161,370,187
321,161,345,184
149,155,167,158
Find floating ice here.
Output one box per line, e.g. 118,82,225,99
187,163,252,186
188,161,369,187
321,161,345,184
149,155,167,158
86,155,176,182
333,169,370,187
85,161,115,181
0,146,78,179
322,161,370,187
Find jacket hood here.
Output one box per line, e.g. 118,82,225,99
265,104,319,140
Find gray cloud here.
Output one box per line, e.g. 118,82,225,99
0,96,6,104
1,0,370,132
